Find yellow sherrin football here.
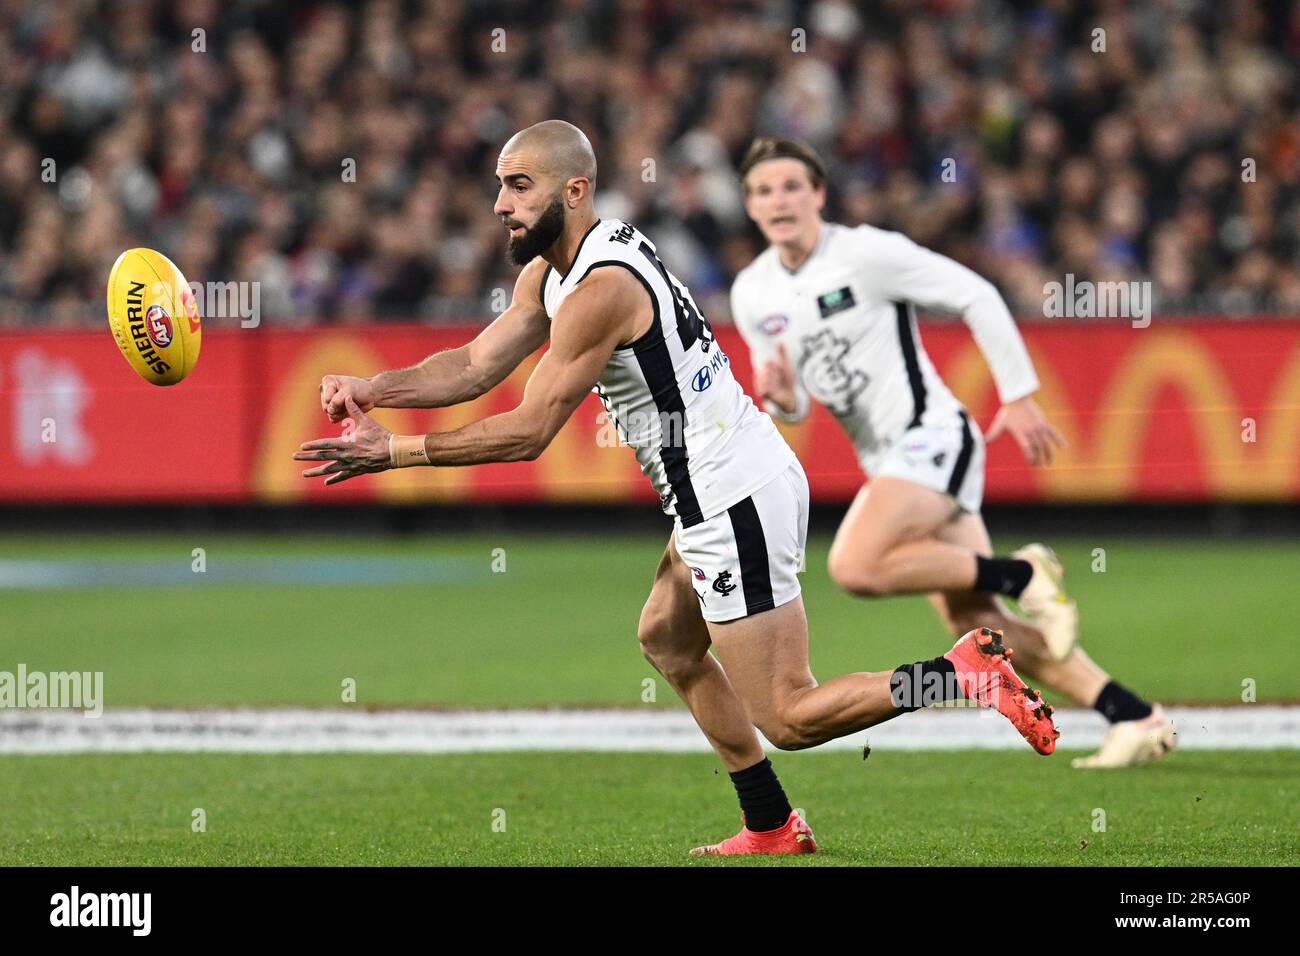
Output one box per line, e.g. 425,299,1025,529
106,248,202,386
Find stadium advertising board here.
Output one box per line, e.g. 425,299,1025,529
2,321,1297,504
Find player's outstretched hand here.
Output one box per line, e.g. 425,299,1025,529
294,395,392,485
755,344,798,414
984,395,1067,466
320,374,377,423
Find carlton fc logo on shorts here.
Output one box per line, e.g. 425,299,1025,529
712,570,737,596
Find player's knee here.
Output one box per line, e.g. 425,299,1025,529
636,609,670,664
759,720,806,751
760,705,822,751
637,609,690,678
827,550,891,597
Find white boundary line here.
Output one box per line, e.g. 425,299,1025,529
1,706,1296,754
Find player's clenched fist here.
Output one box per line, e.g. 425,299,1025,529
320,374,376,422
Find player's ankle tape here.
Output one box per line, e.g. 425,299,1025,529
388,434,429,468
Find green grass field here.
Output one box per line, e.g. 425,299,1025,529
1,532,1297,866
2,533,1297,706
5,751,1296,866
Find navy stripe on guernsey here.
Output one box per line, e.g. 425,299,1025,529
895,302,927,428
557,219,603,280
637,242,707,350
631,318,703,527
726,497,776,615
947,410,975,496
573,258,704,526
574,260,661,352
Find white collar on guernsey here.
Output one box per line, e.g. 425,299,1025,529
776,220,832,277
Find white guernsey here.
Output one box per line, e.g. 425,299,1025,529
543,218,794,527
731,221,1039,509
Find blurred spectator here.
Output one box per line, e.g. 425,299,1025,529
0,0,1297,328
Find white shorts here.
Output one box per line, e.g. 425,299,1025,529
867,410,985,514
673,459,808,623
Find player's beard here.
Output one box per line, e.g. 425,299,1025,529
506,195,566,265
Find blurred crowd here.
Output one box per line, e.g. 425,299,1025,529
1,0,1298,328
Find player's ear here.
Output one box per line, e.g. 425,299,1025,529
565,177,591,207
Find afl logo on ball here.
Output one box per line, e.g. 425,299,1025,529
145,304,173,348
759,314,789,335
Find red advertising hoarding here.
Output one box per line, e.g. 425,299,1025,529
2,320,1298,504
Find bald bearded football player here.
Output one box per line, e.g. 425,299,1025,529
295,120,1059,857
730,136,1175,769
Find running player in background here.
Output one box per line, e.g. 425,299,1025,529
295,120,1060,856
730,136,1174,769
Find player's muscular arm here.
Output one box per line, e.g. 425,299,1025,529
868,228,1063,463
416,269,645,464
296,269,646,483
319,259,550,421
870,229,1039,403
